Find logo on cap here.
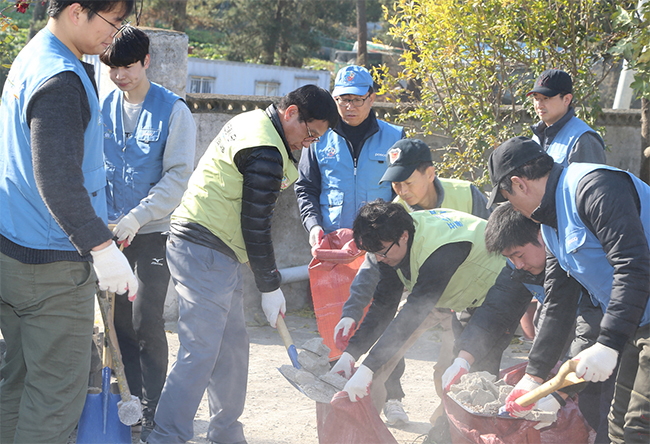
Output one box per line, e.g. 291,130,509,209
388,147,401,164
538,74,551,87
345,72,355,83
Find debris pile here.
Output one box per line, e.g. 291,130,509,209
280,338,347,403
448,371,558,423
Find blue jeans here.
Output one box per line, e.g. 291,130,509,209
0,253,95,443
148,235,249,444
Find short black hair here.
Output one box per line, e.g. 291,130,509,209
499,155,554,195
48,1,134,19
353,199,415,253
484,202,541,254
100,25,149,67
278,85,339,129
415,161,434,174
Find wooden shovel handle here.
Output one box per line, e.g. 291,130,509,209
97,290,133,403
276,316,301,369
516,360,584,407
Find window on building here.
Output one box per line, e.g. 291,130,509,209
255,81,280,96
294,76,318,89
189,76,214,94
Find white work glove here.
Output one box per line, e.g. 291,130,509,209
343,364,373,402
261,288,286,328
441,357,470,392
334,317,356,351
112,213,140,248
330,351,356,379
574,342,619,382
533,393,562,430
504,374,542,417
309,225,324,247
91,242,138,301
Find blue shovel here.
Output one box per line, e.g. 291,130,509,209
76,291,135,444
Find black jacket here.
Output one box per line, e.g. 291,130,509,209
171,105,294,293
526,163,648,379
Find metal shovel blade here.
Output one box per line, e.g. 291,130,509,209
76,367,131,444
278,364,338,404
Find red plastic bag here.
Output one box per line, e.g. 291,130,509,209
445,363,593,444
311,228,364,264
309,229,366,360
317,392,398,444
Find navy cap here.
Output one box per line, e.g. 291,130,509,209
380,139,433,184
527,69,572,98
486,137,550,207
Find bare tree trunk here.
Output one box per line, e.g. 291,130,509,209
170,0,187,32
356,0,367,67
27,1,46,42
641,98,650,185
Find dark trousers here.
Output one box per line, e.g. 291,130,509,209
608,322,650,444
452,308,516,377
384,357,405,400
114,232,170,415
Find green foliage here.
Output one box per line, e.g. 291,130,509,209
610,2,650,99
1,2,30,94
376,0,623,187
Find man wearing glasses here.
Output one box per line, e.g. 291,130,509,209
146,85,338,444
0,1,136,442
334,201,504,414
293,64,406,421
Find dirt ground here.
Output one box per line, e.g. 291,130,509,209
0,309,531,444
150,313,532,444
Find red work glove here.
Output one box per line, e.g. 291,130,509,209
334,317,356,351
504,374,542,417
330,351,356,379
343,364,373,402
441,357,470,392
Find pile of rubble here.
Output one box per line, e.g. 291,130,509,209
448,371,558,423
279,338,347,403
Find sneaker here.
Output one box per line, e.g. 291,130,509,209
383,399,409,426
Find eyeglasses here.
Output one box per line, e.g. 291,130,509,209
299,111,320,143
87,7,130,38
304,121,320,143
375,240,397,258
335,94,371,107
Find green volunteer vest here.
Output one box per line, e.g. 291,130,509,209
397,209,504,311
172,109,298,263
393,177,474,214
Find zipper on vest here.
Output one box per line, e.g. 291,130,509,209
354,157,358,176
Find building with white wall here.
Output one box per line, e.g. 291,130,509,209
187,58,331,96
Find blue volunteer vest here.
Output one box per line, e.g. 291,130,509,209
102,82,180,220
313,120,403,233
0,28,106,251
541,163,650,326
533,116,603,167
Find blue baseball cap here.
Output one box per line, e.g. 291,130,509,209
332,65,374,97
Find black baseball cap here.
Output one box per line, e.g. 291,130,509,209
486,137,550,208
527,69,572,98
379,139,433,184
